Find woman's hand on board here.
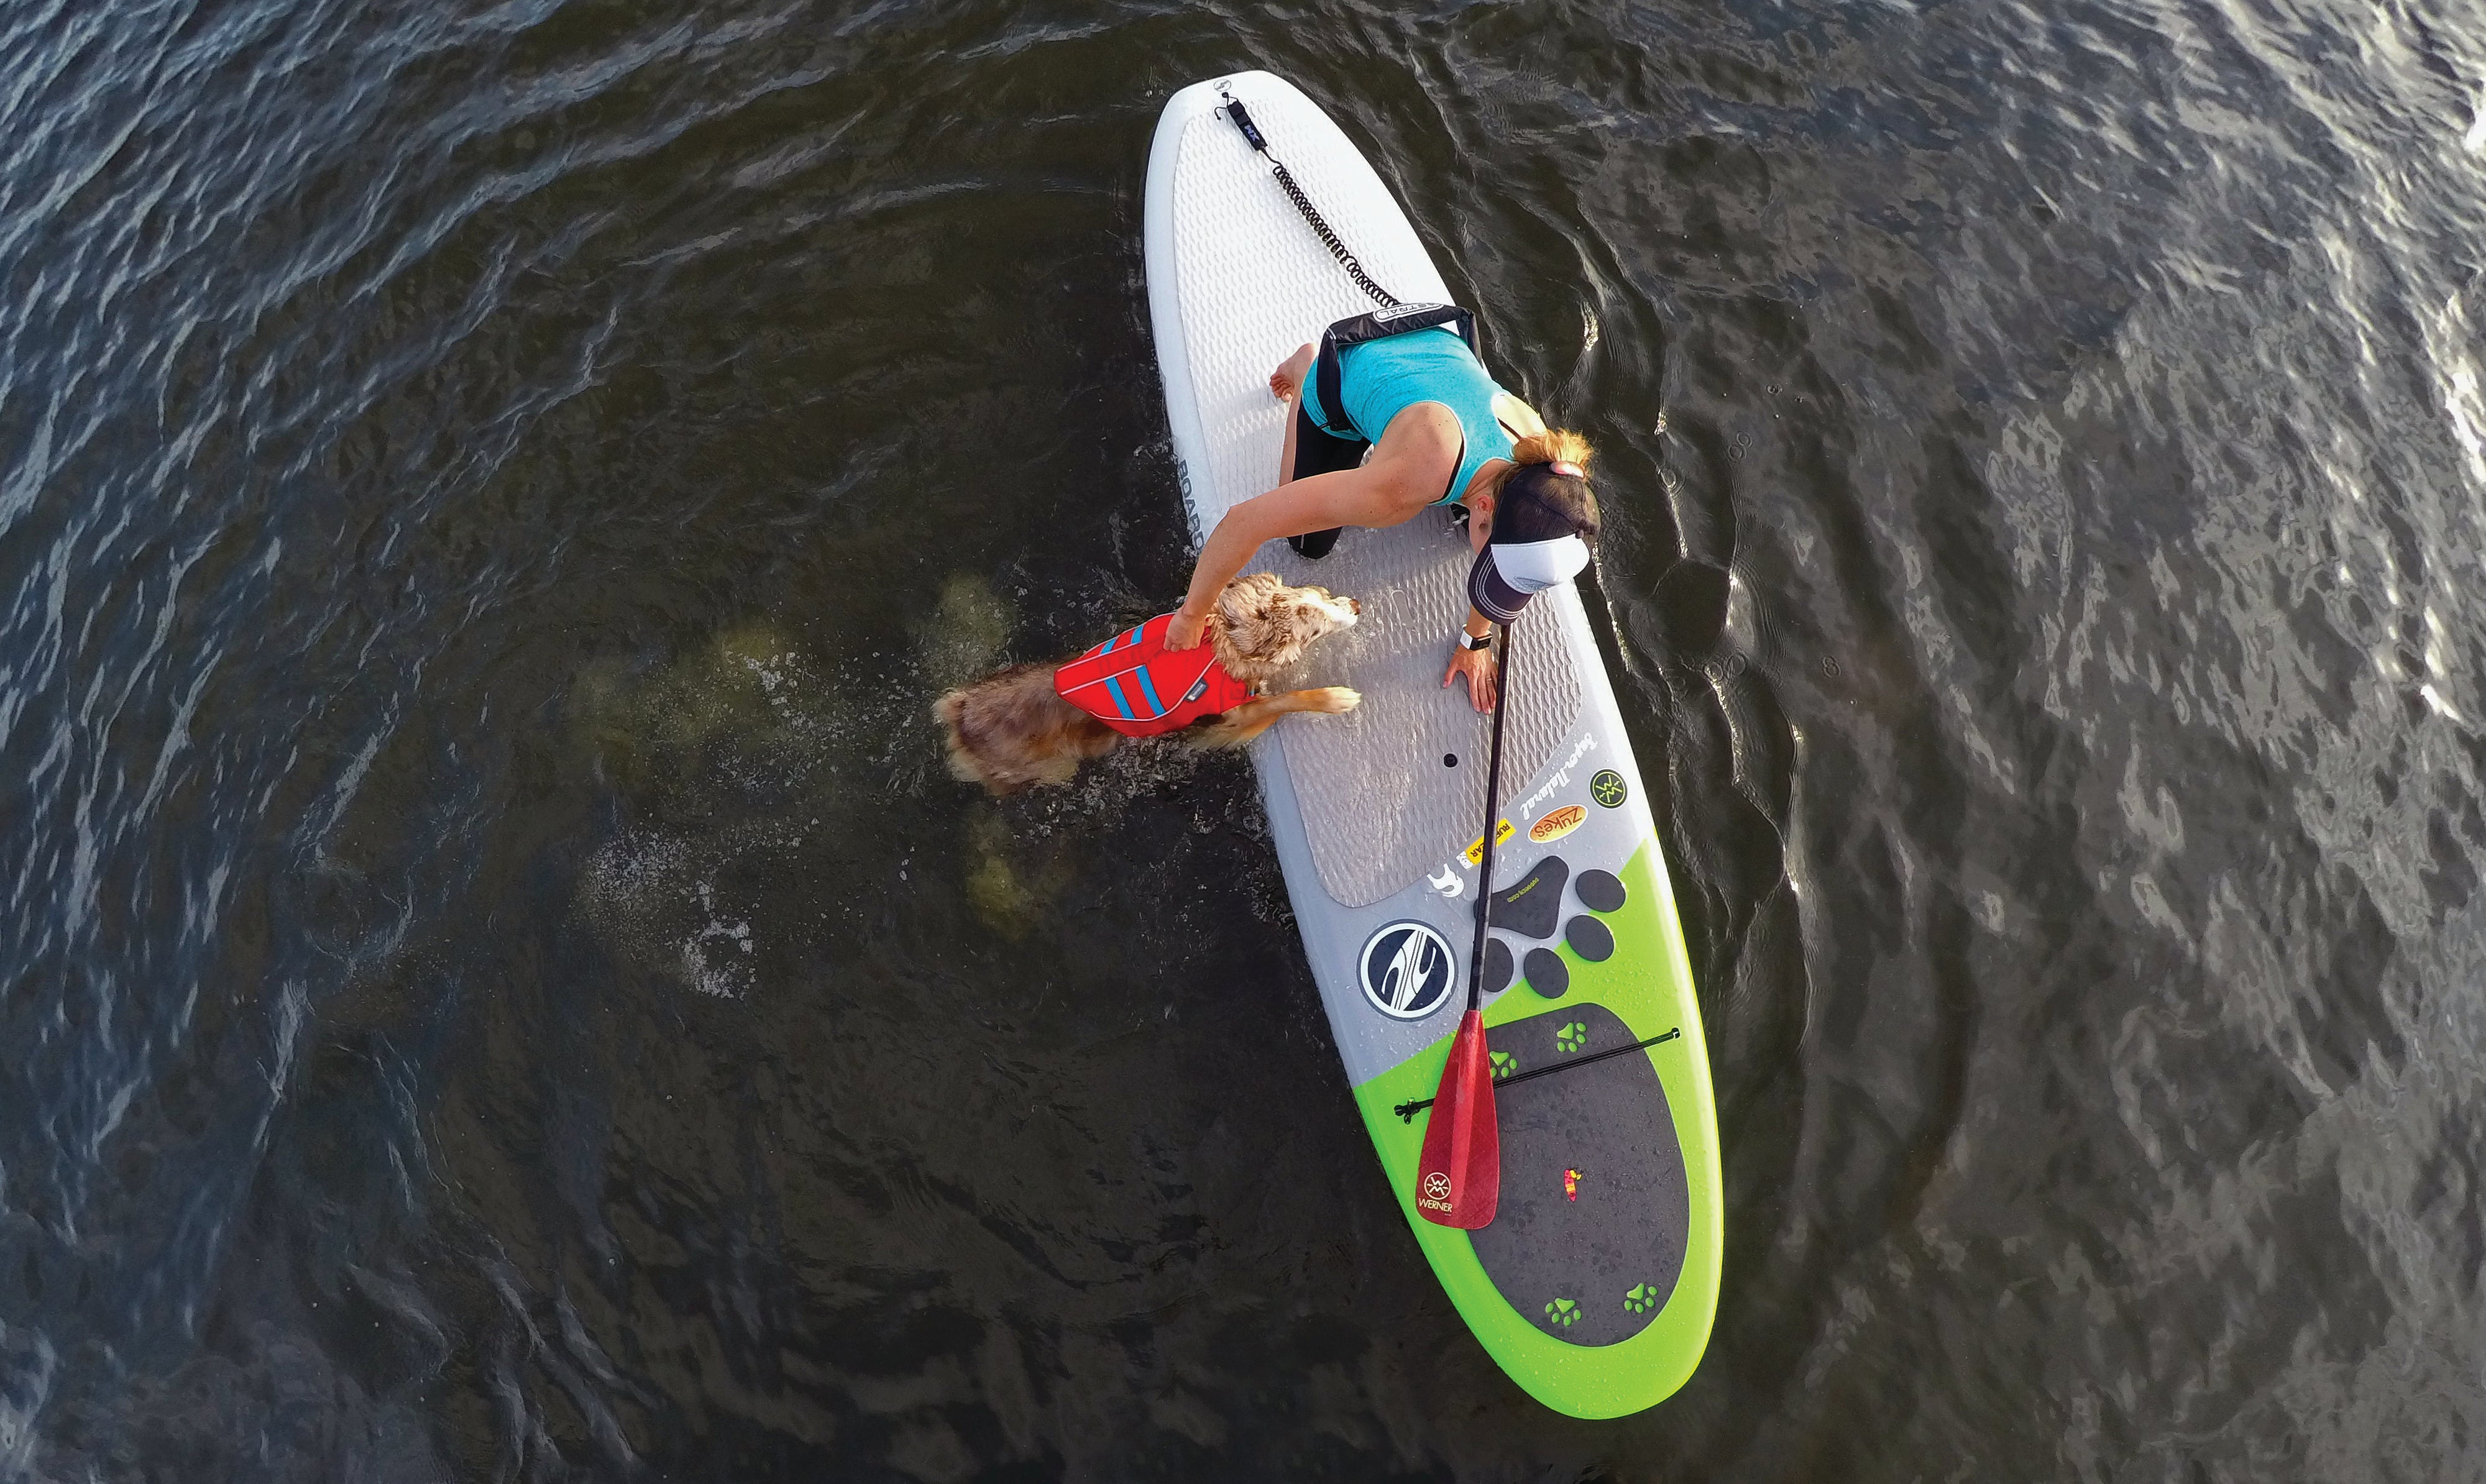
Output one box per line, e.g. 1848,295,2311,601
1444,643,1497,712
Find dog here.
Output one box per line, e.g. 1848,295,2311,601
935,573,1362,795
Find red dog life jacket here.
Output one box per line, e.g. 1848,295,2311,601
1054,613,1255,738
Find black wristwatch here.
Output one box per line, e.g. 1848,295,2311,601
1457,630,1493,652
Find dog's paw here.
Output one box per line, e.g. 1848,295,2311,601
1311,687,1361,713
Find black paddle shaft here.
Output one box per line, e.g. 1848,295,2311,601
1392,1028,1684,1122
1465,621,1513,1014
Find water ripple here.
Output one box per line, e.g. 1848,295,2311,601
2,0,2484,1476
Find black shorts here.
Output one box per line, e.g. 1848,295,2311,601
1287,404,1367,559
1292,401,1369,482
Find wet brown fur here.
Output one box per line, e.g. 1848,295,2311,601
933,573,1361,796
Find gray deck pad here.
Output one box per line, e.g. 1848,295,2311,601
1261,517,1582,907
1469,1003,1690,1347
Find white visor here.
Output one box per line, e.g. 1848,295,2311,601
1467,534,1592,623
1492,535,1590,591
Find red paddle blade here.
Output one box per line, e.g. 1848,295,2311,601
1413,1009,1500,1228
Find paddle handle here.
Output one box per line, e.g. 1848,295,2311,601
1465,621,1512,1012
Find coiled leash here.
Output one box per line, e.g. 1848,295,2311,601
1220,91,1401,309
1219,88,1454,559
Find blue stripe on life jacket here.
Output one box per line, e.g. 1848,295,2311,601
1133,664,1166,717
1102,675,1136,720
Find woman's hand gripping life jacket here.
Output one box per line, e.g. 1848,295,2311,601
1054,613,1255,737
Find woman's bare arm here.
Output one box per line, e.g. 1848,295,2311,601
1165,458,1433,648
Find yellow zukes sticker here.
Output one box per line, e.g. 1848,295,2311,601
1462,820,1515,866
1530,805,1587,843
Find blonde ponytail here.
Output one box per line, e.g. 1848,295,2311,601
1509,429,1595,474
1489,428,1601,545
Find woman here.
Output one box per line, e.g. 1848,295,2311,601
1161,321,1601,712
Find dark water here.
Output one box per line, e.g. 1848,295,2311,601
5,0,2484,1476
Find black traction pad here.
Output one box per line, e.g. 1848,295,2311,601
1471,1002,1689,1347
1488,856,1569,941
1482,938,1514,996
1565,915,1615,962
1575,869,1626,914
1522,948,1568,997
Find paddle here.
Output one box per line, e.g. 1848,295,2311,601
1415,620,1514,1229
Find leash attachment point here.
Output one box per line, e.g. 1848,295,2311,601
1220,94,1268,152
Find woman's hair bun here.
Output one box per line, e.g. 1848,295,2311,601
1493,429,1600,546
1511,429,1594,472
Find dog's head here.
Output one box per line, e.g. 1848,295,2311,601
1210,572,1361,685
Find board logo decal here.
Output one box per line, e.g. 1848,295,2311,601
1530,805,1587,842
1589,769,1629,808
1357,920,1454,1020
1462,819,1515,867
1515,733,1597,818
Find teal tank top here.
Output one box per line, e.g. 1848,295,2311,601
1301,326,1514,505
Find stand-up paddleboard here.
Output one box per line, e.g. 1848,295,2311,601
1142,72,1723,1418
